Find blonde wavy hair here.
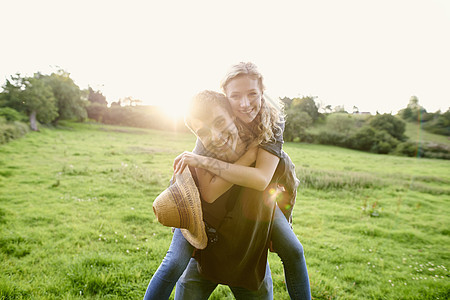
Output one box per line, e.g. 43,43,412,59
220,62,284,145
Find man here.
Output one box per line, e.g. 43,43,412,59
146,90,275,299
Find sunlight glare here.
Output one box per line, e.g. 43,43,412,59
161,100,188,123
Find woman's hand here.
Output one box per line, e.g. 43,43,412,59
173,151,207,175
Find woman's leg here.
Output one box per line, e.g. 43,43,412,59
143,228,194,300
271,205,311,300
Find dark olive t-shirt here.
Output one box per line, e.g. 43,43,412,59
191,119,299,290
192,139,275,290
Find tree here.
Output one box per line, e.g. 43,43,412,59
368,113,406,141
279,97,293,109
333,105,348,114
87,87,107,106
119,96,143,106
422,108,450,136
284,110,312,142
326,113,355,136
85,87,108,122
323,104,332,114
398,96,427,122
41,70,87,123
1,74,58,131
350,126,377,151
290,96,319,122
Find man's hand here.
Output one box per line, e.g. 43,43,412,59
173,151,206,175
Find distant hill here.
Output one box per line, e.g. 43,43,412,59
404,122,450,146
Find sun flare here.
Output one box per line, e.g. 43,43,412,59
161,101,188,123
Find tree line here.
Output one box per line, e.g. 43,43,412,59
1,70,448,159
282,95,449,159
0,71,186,144
0,70,86,131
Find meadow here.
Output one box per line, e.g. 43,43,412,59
0,122,449,299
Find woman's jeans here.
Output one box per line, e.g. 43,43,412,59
271,205,311,300
144,205,310,299
143,229,194,300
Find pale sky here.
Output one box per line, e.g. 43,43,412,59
1,0,449,115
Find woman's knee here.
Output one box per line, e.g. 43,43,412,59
283,237,304,262
292,240,305,259
156,248,191,280
273,229,305,262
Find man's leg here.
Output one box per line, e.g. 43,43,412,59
174,258,218,300
229,261,273,300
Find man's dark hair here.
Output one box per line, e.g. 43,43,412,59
185,90,233,132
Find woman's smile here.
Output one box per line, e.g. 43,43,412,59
225,75,262,124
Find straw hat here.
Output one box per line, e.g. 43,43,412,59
152,167,207,249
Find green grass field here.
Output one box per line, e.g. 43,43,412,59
0,122,449,299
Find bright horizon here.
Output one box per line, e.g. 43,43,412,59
1,0,449,115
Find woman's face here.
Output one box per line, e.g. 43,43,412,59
224,75,262,124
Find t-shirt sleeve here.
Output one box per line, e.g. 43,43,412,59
259,121,285,158
193,138,219,158
192,138,207,155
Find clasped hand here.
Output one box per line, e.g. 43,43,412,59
173,151,206,175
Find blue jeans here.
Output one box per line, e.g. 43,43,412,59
175,258,273,300
271,205,311,300
143,229,272,299
144,206,311,299
143,229,194,300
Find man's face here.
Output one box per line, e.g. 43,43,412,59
190,105,240,160
224,75,262,124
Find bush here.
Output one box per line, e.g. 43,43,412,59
369,114,406,141
284,111,313,142
371,130,399,154
325,113,355,135
86,103,107,122
0,107,26,122
372,141,391,154
421,109,450,136
297,131,315,143
421,142,450,159
349,126,377,151
396,141,422,157
315,130,350,147
0,118,29,144
394,141,450,159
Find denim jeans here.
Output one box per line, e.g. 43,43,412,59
175,258,273,300
144,206,311,299
144,228,272,299
272,205,311,300
143,229,194,300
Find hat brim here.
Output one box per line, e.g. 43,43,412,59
177,167,207,249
